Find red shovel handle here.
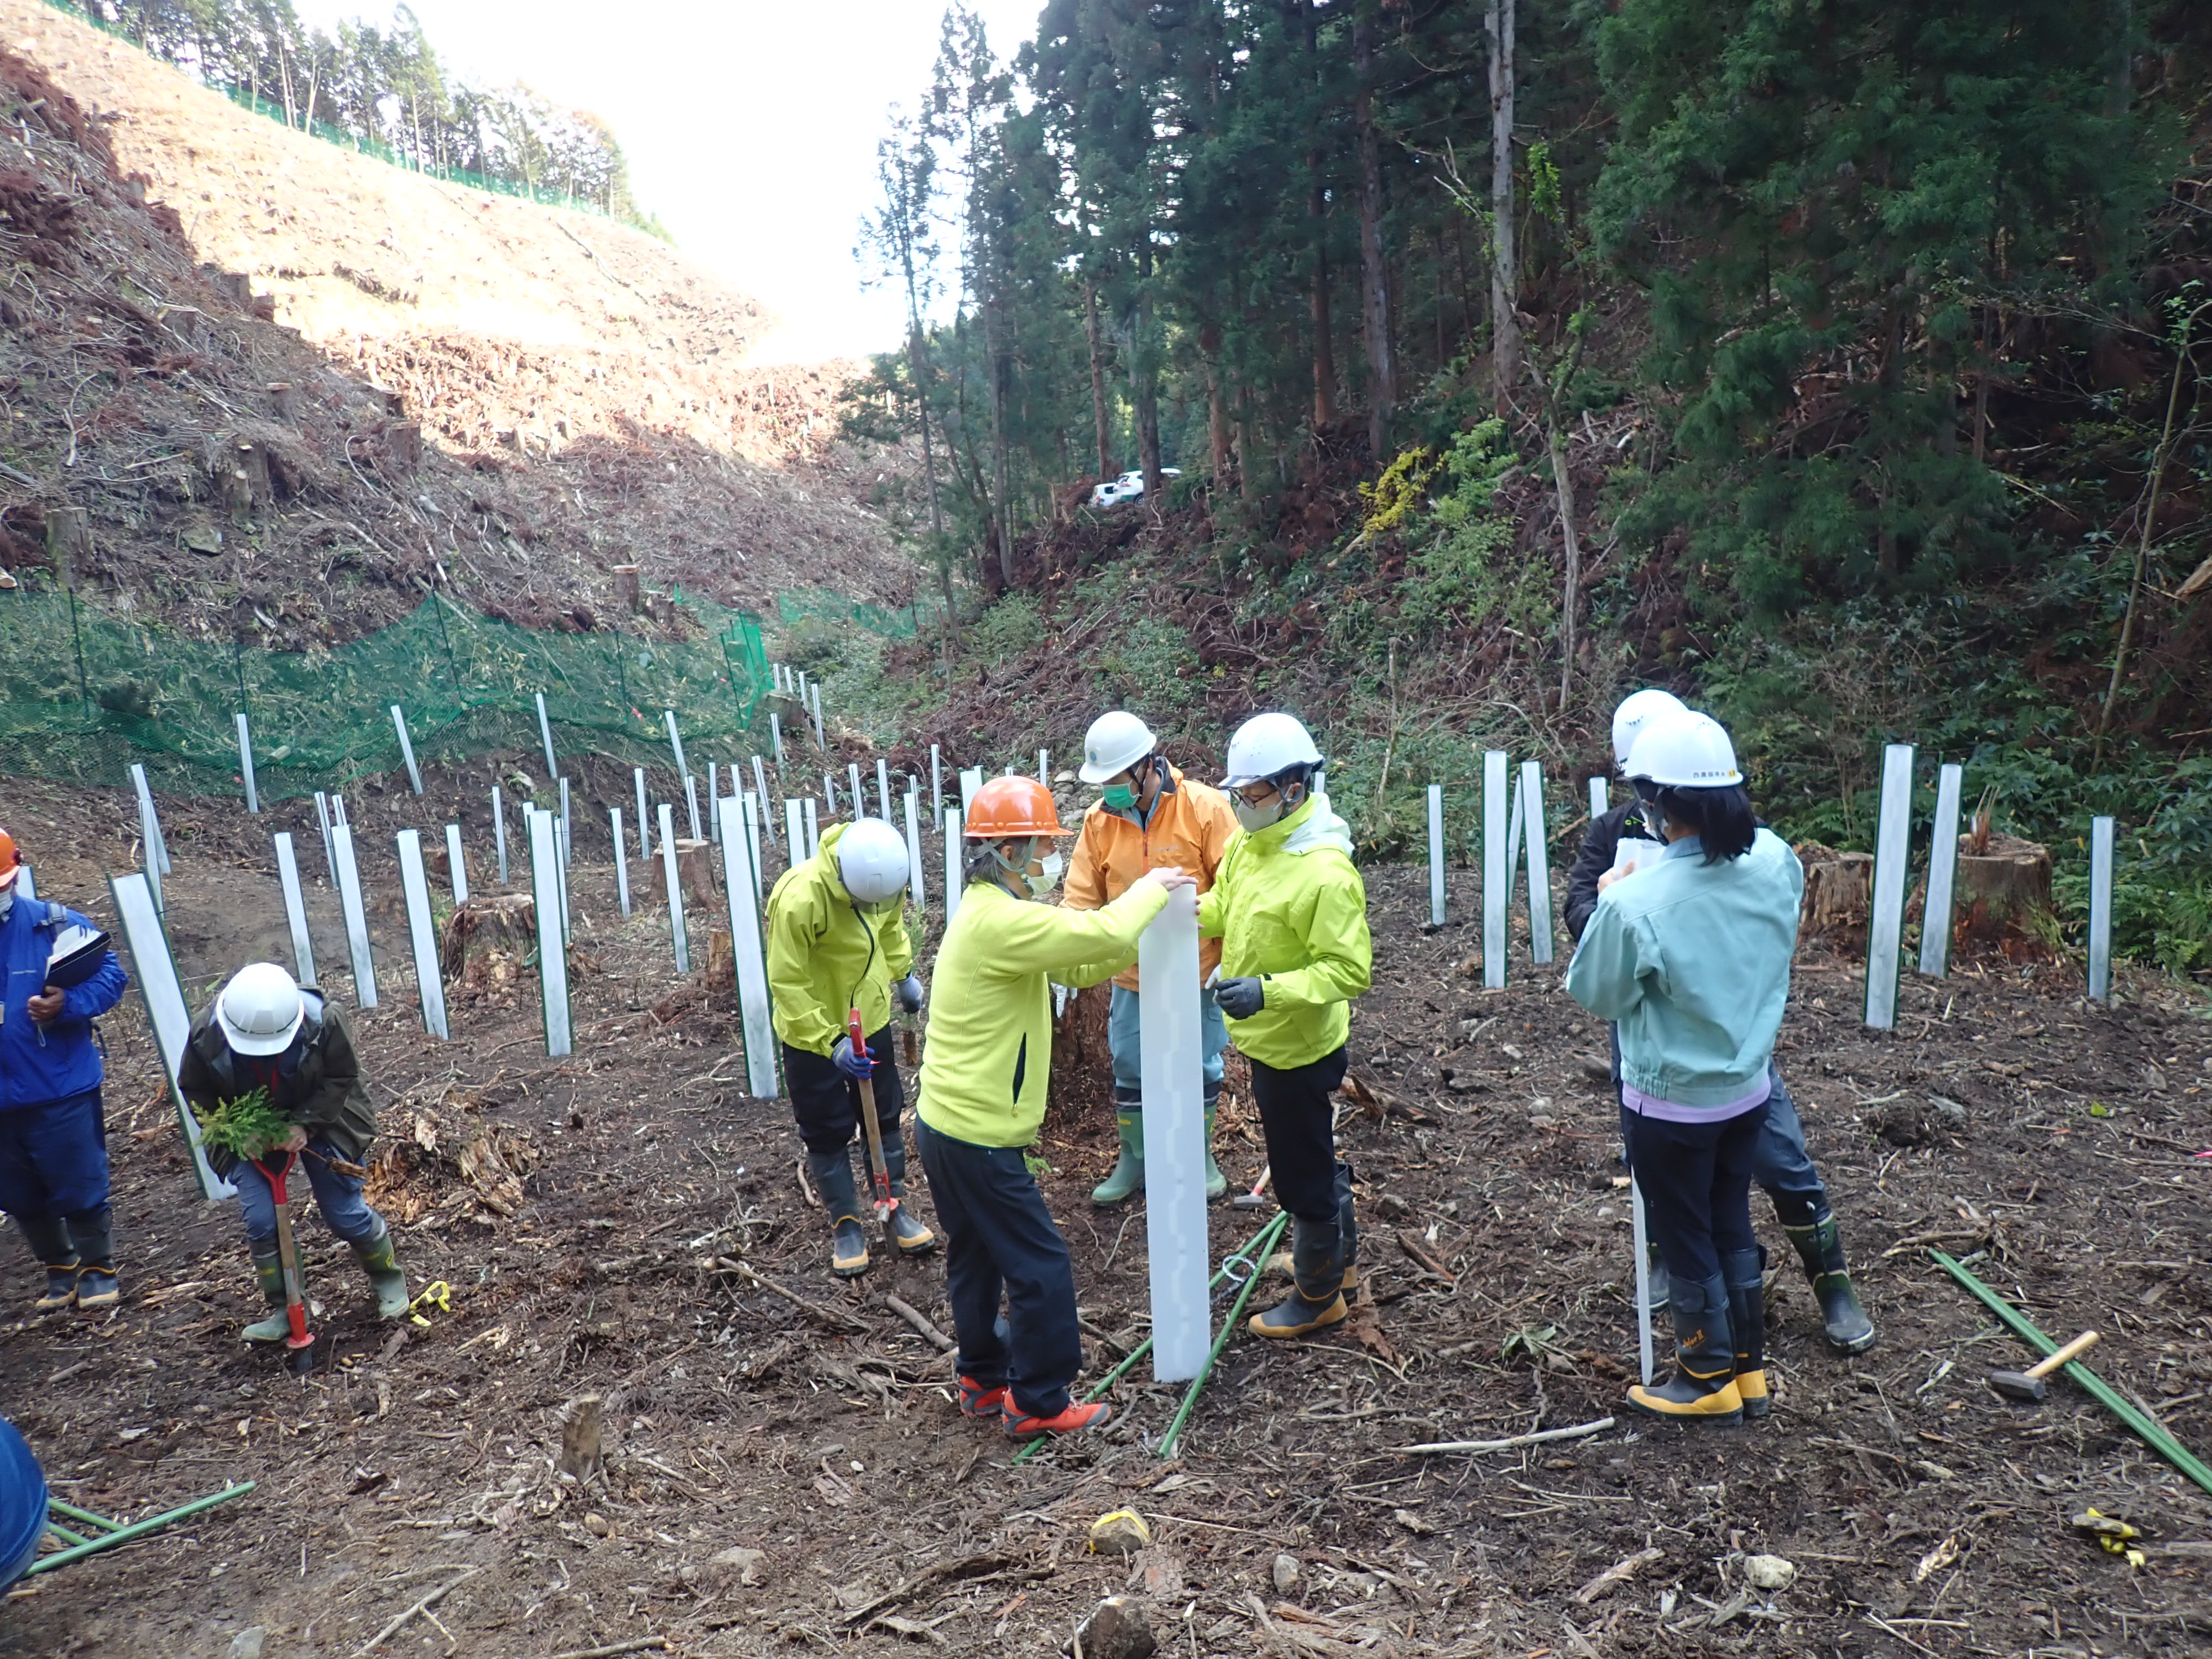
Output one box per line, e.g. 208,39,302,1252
847,1008,867,1053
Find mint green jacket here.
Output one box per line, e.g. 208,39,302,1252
1564,829,1804,1109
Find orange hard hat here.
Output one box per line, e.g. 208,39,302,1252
963,775,1072,839
0,828,16,890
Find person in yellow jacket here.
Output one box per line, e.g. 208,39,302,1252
766,816,935,1277
1199,712,1373,1338
916,775,1194,1441
1065,709,1239,1207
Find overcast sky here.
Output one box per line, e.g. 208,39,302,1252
290,1,1045,364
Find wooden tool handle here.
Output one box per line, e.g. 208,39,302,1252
2026,1330,2100,1378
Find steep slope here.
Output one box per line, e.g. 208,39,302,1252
0,0,915,643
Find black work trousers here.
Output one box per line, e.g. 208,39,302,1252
1248,1046,1354,1253
914,1117,1080,1418
1621,1099,1770,1287
785,1025,905,1177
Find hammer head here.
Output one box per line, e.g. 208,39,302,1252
1986,1368,2048,1403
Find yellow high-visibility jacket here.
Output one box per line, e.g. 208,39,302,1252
917,875,1167,1147
766,820,914,1056
1064,762,1238,992
1197,792,1371,1070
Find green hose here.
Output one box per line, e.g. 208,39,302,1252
1158,1208,1291,1458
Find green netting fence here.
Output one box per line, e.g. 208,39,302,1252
2,588,784,801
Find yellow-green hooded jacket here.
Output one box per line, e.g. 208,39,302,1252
917,875,1168,1148
1197,791,1371,1069
766,820,915,1056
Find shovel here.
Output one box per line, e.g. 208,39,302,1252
253,1148,316,1361
848,1008,901,1241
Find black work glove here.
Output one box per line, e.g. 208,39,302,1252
1215,976,1266,1020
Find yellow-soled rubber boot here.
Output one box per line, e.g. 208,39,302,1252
1625,1276,1744,1425
1250,1219,1349,1339
1724,1247,1769,1420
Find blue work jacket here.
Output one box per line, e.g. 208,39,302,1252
0,898,128,1109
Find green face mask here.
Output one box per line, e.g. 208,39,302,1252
1102,782,1139,813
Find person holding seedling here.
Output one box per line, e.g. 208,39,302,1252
178,963,407,1339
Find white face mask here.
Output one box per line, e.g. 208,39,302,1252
1025,851,1065,899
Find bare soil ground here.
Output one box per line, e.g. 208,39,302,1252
1,764,2209,1659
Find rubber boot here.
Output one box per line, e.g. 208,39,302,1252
1249,1217,1348,1339
1335,1161,1359,1297
1625,1275,1743,1424
808,1149,871,1277
1782,1214,1876,1354
1722,1247,1768,1420
1201,1084,1228,1203
66,1205,119,1310
1643,1241,1671,1317
19,1214,78,1312
350,1220,410,1319
242,1240,294,1343
1090,1090,1144,1207
877,1132,936,1254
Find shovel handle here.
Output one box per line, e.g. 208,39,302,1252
848,1008,896,1227
2025,1329,2100,1379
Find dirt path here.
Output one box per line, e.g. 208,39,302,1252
1,775,2208,1657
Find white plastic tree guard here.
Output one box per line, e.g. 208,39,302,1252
823,773,838,816
2088,816,2115,1001
395,831,448,1040
716,795,779,1098
930,744,943,827
771,711,786,765
130,760,170,877
1863,743,1916,1029
633,769,650,859
1482,751,1509,989
784,798,805,867
1521,761,1555,966
1589,776,1608,823
332,795,348,828
683,773,703,843
235,712,259,813
314,791,337,884
330,822,378,1007
1037,748,1049,784
752,757,776,847
659,803,691,974
1630,1177,1655,1386
959,766,983,812
803,797,820,859
612,808,632,916
810,682,825,747
877,758,893,821
664,708,689,784
535,691,559,782
1919,763,1964,978
559,778,573,863
1427,784,1446,927
108,871,232,1201
943,806,964,922
390,705,424,794
742,792,765,904
1139,884,1210,1383
134,771,164,914
848,763,865,818
445,824,468,905
274,833,316,985
706,763,721,845
528,807,572,1058
904,789,926,907
492,786,509,885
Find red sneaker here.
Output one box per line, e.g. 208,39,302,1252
1001,1399,1113,1440
957,1375,1010,1418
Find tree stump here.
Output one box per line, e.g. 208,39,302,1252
659,838,719,917
1955,833,2052,957
43,505,87,585
440,894,538,993
1794,843,1871,950
383,421,421,474
1046,981,1114,1128
613,564,642,613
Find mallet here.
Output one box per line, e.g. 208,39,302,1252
1230,1165,1271,1211
1987,1329,2099,1402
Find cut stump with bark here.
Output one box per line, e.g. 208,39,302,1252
1795,844,1871,950
440,894,537,991
1954,833,2052,958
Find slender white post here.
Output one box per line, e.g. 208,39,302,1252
314,792,337,883
107,872,231,1201
785,798,805,866
1426,784,1446,927
706,763,721,844
665,708,688,782
2088,816,2115,1002
274,833,316,985
930,744,943,828
742,792,765,904
1919,763,1963,979
528,807,571,1057
1630,1178,1655,1386
848,762,864,817
236,712,260,813
823,773,838,816
445,823,468,905
682,773,703,843
1037,748,1050,785
943,806,963,922
1482,750,1509,989
1522,761,1554,966
1864,743,1915,1030
771,712,785,765
1506,768,1525,886
877,758,893,821
535,691,558,781
904,788,926,907
612,808,631,917
129,761,170,875
554,806,572,942
803,797,820,859
810,682,824,747
492,786,509,885
752,756,776,847
331,822,377,1007
557,777,572,863
633,768,650,859
395,831,448,1040
1140,884,1209,1382
659,803,690,973
390,704,423,794
717,795,779,1098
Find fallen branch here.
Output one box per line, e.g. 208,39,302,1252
1392,1416,1615,1456
544,1641,669,1659
879,1292,956,1352
713,1257,869,1333
1574,1545,1663,1604
354,1567,479,1656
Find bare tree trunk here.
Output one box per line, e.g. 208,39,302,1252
1302,1,1335,429
1201,322,1233,488
1548,421,1581,713
1486,0,1520,416
1133,245,1164,504
983,290,1015,589
1353,9,1395,465
1086,279,1114,478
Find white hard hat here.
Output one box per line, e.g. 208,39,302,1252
836,818,912,905
1220,712,1323,789
1611,688,1688,769
1624,712,1744,789
1078,710,1157,784
217,962,305,1057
